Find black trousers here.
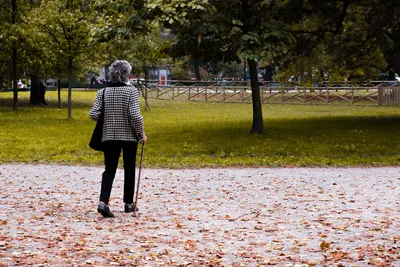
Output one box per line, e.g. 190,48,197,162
100,141,138,205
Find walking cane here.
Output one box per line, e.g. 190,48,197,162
133,143,145,217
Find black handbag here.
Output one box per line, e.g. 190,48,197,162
89,89,106,151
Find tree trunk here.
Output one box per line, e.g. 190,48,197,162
243,59,247,81
0,75,4,90
263,65,274,81
384,53,400,76
57,76,61,109
143,71,150,111
241,0,264,134
12,0,17,110
378,31,400,75
243,58,247,91
105,64,110,82
248,59,264,134
193,59,201,81
29,75,41,105
67,58,73,119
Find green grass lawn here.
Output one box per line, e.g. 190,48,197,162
1,90,400,168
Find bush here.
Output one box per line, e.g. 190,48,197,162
171,66,191,80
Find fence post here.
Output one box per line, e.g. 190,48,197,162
378,86,385,106
327,89,330,103
223,88,226,103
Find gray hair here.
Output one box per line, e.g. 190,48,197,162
109,60,132,83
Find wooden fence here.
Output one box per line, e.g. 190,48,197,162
378,86,400,105
136,80,400,106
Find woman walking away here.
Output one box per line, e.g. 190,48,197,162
89,60,147,218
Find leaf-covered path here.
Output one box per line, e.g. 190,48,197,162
0,164,399,266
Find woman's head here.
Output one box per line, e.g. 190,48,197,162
109,60,132,83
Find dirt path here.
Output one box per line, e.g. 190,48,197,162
0,164,399,266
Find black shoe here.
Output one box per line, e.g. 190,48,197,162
97,202,114,218
124,203,138,213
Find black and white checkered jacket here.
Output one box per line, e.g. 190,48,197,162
89,84,145,143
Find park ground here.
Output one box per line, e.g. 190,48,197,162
0,164,399,266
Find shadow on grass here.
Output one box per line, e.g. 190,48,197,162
266,115,400,135
152,115,400,159
160,115,400,139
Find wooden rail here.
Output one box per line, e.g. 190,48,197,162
136,80,400,106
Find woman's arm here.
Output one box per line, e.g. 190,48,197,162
89,89,104,121
129,87,146,142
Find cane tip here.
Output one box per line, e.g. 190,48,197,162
132,213,137,217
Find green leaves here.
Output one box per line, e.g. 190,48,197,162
128,27,172,73
26,0,108,75
145,0,212,25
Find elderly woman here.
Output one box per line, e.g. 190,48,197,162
89,60,147,218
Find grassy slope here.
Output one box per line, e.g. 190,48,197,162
1,90,400,168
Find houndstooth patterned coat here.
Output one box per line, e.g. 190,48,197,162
89,85,145,143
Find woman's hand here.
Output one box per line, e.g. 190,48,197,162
141,136,147,144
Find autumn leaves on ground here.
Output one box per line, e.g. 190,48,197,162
0,164,399,266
